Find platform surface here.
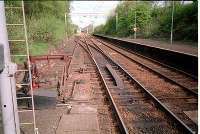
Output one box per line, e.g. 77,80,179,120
122,38,198,56
96,34,198,56
56,104,100,134
56,113,99,134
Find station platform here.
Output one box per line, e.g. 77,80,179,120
119,38,198,56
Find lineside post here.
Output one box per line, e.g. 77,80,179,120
134,1,137,39
170,1,175,44
65,0,69,43
116,12,118,31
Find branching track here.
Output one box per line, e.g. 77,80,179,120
92,37,198,95
63,42,120,134
76,35,197,134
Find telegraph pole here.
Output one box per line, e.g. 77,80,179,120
134,11,137,39
86,27,88,34
64,0,69,46
92,21,94,33
0,1,20,134
170,1,175,44
64,13,68,46
134,1,137,39
116,12,118,31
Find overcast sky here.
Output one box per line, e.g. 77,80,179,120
70,1,119,28
70,1,193,29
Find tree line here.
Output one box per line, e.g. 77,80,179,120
94,1,197,42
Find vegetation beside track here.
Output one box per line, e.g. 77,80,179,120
5,1,77,63
94,1,197,42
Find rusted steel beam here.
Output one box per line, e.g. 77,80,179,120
29,54,68,62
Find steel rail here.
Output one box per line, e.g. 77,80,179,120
81,38,195,134
77,40,129,134
90,37,198,96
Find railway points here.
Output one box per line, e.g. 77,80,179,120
0,33,198,134
0,1,198,134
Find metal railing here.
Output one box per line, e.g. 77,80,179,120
4,1,38,134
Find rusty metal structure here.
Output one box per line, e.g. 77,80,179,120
29,54,71,90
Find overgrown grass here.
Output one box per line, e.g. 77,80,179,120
11,42,48,64
29,42,49,56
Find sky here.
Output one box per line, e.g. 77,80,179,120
70,1,119,29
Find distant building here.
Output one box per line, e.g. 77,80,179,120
76,27,81,34
81,24,94,34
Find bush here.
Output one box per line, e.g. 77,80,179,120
4,1,76,63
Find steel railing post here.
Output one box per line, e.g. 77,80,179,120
0,1,20,134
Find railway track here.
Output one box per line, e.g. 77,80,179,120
92,36,198,94
88,36,198,132
94,34,198,77
76,36,197,134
